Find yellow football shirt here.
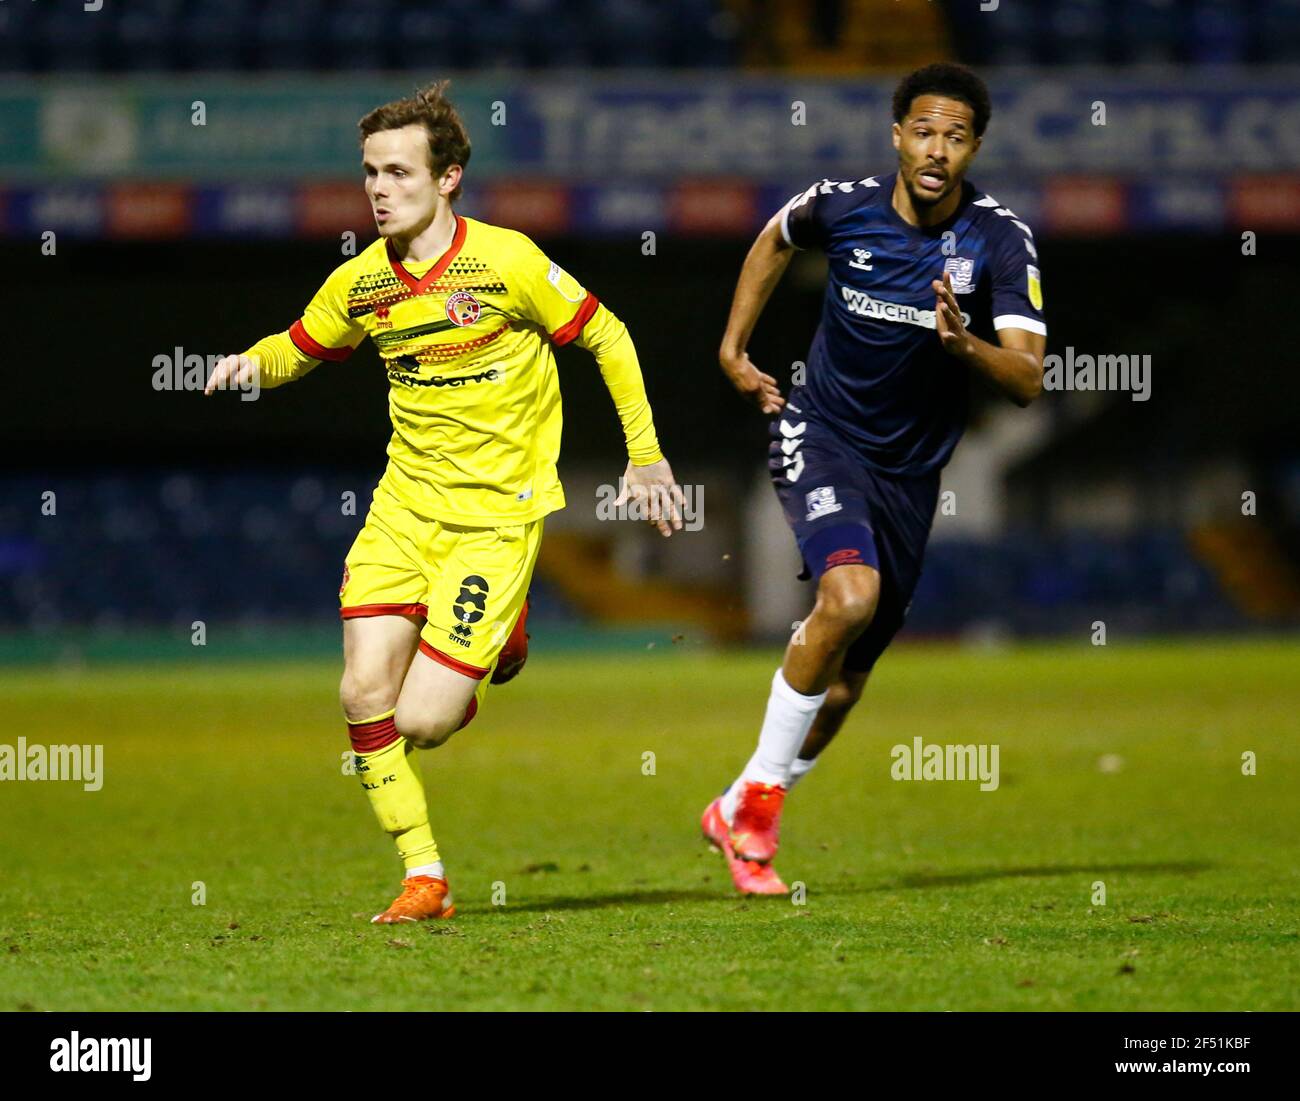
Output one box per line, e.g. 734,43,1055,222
257,215,661,526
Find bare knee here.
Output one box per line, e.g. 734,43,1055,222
339,670,398,724
340,615,420,725
394,705,459,750
815,567,880,638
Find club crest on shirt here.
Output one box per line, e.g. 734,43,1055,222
943,256,975,294
445,291,481,327
805,486,842,521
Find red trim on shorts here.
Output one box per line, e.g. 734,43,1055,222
455,696,479,732
289,319,355,362
550,292,600,346
386,215,467,294
340,603,429,619
347,713,400,754
417,639,489,680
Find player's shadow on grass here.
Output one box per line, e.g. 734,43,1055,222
822,859,1215,895
476,888,723,914
470,861,1215,913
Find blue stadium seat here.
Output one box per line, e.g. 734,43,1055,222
177,0,251,72
250,0,323,71
589,0,664,69
1114,0,1191,65
326,1,396,72
977,2,1040,67
391,6,457,69
32,3,109,73
504,0,592,70
0,0,37,72
1256,0,1300,63
1188,0,1247,64
1044,0,1109,66
474,0,543,70
3,0,1300,73
110,0,185,72
0,474,1252,637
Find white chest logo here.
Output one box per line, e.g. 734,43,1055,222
943,256,975,294
849,248,873,271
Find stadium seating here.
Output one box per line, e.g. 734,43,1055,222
942,0,1299,68
0,0,738,73
2,0,1298,73
0,473,1249,639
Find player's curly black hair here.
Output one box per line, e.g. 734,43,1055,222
891,63,992,138
358,80,472,202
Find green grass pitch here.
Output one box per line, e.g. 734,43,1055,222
1,637,1297,1011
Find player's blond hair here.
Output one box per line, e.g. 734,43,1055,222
358,80,472,202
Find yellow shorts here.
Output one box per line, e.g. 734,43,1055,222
339,485,543,682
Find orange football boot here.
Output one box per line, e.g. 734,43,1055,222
701,796,789,896
729,780,787,863
371,874,456,923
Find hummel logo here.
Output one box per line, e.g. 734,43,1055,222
849,248,873,271
779,419,806,483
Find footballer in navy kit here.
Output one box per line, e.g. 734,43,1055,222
702,63,1047,895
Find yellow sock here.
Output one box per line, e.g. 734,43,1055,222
348,709,440,872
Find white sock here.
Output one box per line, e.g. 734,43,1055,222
721,668,826,820
787,755,819,790
406,860,445,881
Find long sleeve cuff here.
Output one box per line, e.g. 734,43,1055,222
572,303,663,465
240,330,320,388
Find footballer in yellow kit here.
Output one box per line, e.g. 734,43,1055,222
313,216,632,679
206,81,683,924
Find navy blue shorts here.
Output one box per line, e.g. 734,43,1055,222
768,412,939,673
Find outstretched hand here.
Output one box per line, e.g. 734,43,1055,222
614,457,685,538
204,354,258,395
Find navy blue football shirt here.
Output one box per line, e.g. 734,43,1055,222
780,171,1046,476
